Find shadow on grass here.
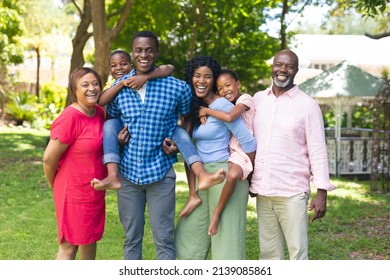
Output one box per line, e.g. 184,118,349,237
1,128,389,260
307,179,390,260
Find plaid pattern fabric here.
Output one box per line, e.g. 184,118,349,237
107,71,192,185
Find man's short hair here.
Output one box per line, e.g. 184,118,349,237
131,30,159,50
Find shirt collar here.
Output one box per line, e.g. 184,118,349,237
267,84,299,98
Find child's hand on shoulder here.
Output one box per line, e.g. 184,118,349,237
199,106,209,125
125,75,147,90
199,106,210,117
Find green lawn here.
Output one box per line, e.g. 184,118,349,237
0,126,389,260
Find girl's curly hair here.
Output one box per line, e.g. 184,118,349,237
183,55,221,129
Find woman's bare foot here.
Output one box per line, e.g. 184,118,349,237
91,175,122,191
208,212,220,236
197,168,226,190
179,193,202,218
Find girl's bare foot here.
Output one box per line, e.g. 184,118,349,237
197,168,226,190
91,175,122,191
179,193,202,218
208,212,220,236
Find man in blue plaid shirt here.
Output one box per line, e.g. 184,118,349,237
106,31,192,260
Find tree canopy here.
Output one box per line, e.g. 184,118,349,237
2,0,389,101
0,0,24,69
110,0,279,93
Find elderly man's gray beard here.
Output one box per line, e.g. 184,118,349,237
273,76,292,88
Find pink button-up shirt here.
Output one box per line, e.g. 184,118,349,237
250,85,336,197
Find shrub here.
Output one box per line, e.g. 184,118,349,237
35,82,67,130
5,91,37,126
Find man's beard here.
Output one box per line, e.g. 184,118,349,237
273,76,292,88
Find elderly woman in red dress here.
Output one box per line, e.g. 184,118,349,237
43,67,107,260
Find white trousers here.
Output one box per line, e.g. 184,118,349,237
256,193,309,260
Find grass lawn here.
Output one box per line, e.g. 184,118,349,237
0,126,389,260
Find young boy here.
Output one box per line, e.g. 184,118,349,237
91,50,176,190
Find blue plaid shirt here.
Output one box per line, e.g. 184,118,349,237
107,69,192,185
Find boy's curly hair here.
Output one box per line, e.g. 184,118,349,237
183,55,221,129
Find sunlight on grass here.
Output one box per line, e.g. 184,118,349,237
0,126,49,136
329,179,382,204
13,142,37,151
1,128,389,260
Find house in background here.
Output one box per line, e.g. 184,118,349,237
289,34,390,179
299,61,386,177
290,34,390,85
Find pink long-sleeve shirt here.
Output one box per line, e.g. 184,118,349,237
250,85,336,197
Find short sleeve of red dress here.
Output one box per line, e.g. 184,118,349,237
51,105,107,245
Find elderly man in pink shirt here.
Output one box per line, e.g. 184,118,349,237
250,49,336,260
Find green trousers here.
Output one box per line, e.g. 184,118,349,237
175,161,249,260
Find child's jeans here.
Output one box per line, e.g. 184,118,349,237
171,126,202,166
102,119,202,167
103,118,123,165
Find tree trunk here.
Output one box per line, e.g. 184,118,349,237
35,46,40,100
66,0,93,106
66,0,133,106
89,0,110,85
89,0,134,86
279,0,288,50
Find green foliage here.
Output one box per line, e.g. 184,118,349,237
5,91,37,125
21,0,75,36
4,82,66,129
84,52,95,66
112,0,279,94
318,0,390,35
0,1,24,65
323,110,336,127
322,104,384,129
352,104,373,128
355,0,388,17
34,82,67,129
380,68,389,80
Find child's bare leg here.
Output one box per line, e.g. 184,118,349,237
191,162,226,191
208,163,242,236
179,190,202,218
179,163,202,218
208,211,221,236
91,163,122,190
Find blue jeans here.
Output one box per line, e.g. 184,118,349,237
102,119,202,166
102,118,123,165
171,126,202,166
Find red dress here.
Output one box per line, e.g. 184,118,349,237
50,105,107,245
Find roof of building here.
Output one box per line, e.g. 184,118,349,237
300,60,385,99
289,34,390,84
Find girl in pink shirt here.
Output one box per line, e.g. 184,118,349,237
199,69,255,236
